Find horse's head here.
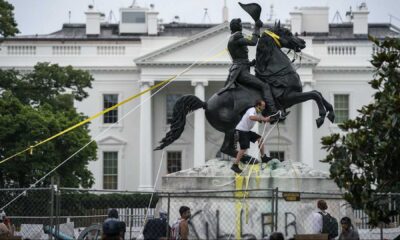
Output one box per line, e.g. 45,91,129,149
271,21,305,52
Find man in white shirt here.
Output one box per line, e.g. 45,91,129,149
231,99,273,173
311,199,328,234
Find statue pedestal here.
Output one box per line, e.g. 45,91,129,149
159,159,346,239
161,159,339,192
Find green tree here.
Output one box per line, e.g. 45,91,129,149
321,37,400,226
0,63,97,188
0,0,19,37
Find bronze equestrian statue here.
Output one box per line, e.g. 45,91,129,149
218,17,281,119
256,21,334,128
155,3,335,164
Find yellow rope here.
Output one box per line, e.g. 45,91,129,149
234,162,259,239
265,30,282,48
235,174,244,239
234,122,272,239
0,48,228,166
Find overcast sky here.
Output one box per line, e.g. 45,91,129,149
8,0,400,35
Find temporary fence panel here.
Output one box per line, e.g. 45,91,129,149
0,187,398,240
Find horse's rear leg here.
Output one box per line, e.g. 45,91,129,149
284,91,327,128
220,130,237,158
220,131,259,164
312,90,335,123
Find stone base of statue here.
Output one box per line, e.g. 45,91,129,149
157,159,349,239
161,158,339,192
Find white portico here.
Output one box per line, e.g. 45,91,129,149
135,23,230,189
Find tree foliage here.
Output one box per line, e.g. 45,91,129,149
0,63,97,188
321,36,400,226
0,0,19,37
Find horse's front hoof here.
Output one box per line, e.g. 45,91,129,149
316,117,325,128
327,111,335,123
278,110,290,121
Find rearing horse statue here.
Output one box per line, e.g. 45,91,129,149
155,23,335,163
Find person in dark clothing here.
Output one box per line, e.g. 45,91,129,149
339,217,359,240
102,209,126,240
269,232,285,240
219,18,283,119
143,211,170,240
102,219,122,240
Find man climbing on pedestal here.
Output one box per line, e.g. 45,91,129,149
218,3,288,122
231,99,274,174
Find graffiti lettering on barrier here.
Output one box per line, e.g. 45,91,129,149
261,213,273,239
285,212,297,236
188,209,259,240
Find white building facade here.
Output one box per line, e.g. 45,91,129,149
1,4,399,190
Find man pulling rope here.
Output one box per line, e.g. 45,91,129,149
231,99,278,173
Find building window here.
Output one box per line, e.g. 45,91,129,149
166,94,182,124
103,94,118,124
167,151,182,174
121,12,145,23
103,151,118,189
334,94,349,123
270,151,285,162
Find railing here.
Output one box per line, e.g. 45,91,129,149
52,46,81,55
97,46,126,55
327,45,356,55
7,46,36,55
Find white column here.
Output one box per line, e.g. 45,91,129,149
300,82,314,168
138,81,154,191
191,80,208,167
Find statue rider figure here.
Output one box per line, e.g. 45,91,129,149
219,18,283,119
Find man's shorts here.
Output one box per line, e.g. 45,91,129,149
236,130,261,150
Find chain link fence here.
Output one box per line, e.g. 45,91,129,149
0,188,52,239
0,187,157,239
159,189,277,240
0,187,398,239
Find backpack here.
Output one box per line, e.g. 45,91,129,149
143,218,168,240
319,212,339,239
170,219,182,240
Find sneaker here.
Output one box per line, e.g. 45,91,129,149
261,155,273,163
231,164,242,174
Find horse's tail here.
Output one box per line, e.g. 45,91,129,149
154,95,207,150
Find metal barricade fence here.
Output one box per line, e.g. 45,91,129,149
0,187,52,239
0,187,398,239
0,187,157,239
56,188,157,240
274,191,400,240
159,189,278,240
